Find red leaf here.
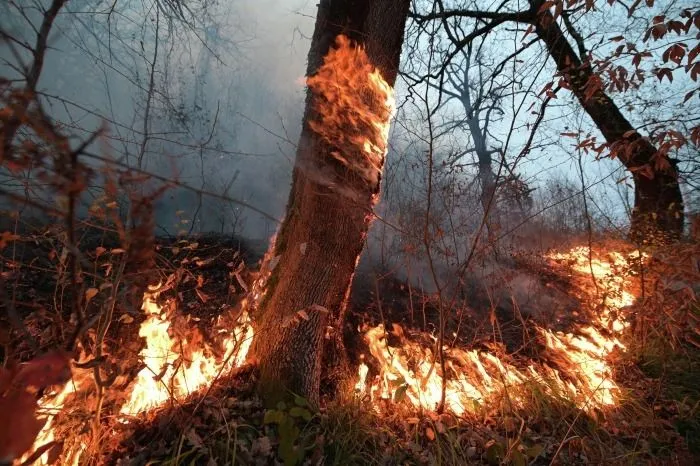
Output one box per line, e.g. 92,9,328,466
656,67,674,82
0,367,12,394
13,351,71,390
0,390,44,462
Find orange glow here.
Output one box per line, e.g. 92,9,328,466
306,35,394,186
120,285,253,416
21,375,86,466
356,246,642,415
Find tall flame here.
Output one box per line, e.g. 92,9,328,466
306,35,395,186
357,246,642,415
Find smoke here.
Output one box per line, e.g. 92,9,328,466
0,0,316,240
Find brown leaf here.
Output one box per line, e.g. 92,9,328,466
425,427,435,441
84,288,98,305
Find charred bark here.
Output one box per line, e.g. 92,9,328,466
532,5,684,242
249,0,409,407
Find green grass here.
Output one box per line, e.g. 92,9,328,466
637,338,700,455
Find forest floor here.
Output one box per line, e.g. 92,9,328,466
2,229,700,465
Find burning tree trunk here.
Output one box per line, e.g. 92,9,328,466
532,6,684,242
249,0,409,407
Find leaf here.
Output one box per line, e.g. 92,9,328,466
0,366,13,393
14,351,71,389
293,395,308,407
110,248,126,255
297,310,310,321
656,67,673,82
289,407,312,422
525,443,545,458
84,288,98,305
425,427,435,441
263,409,284,425
0,231,20,250
511,450,527,466
95,246,106,258
0,390,44,462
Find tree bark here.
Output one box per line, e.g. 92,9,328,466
532,5,684,242
249,0,410,407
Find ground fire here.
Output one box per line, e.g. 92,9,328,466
17,244,643,464
2,0,699,463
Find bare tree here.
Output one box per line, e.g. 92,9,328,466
410,0,689,242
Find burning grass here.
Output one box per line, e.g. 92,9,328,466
3,238,699,465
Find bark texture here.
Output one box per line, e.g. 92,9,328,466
250,0,410,407
532,4,684,241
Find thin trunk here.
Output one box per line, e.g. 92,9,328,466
466,115,498,227
532,5,684,241
250,0,409,407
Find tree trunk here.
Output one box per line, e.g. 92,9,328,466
249,0,409,407
532,6,684,242
465,115,498,227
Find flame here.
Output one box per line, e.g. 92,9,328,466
120,285,253,416
21,376,86,466
24,282,254,463
306,35,394,186
357,246,642,415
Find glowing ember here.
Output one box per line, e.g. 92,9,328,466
120,285,253,416
356,246,642,415
306,34,395,186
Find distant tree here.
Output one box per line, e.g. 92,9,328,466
410,0,699,242
249,0,410,406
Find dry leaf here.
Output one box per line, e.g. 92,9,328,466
84,288,98,305
297,310,310,321
425,427,435,441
